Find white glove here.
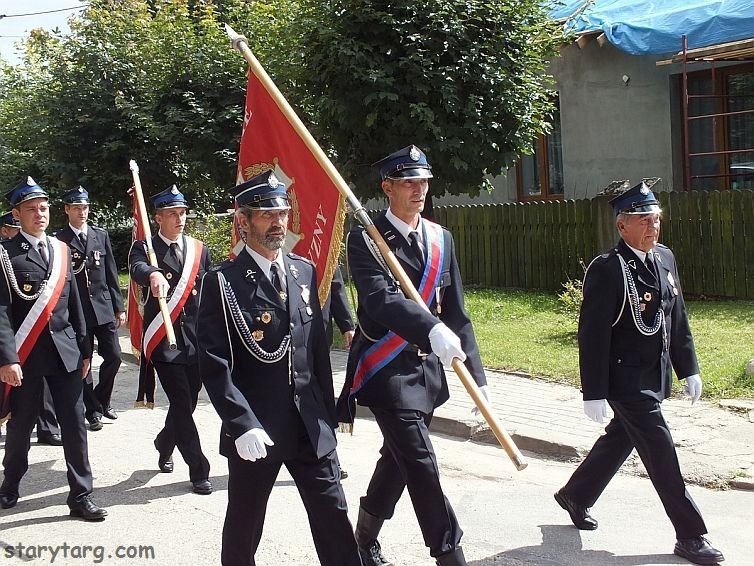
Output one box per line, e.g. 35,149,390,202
471,385,491,417
683,374,703,404
583,399,609,424
428,323,466,367
235,428,275,461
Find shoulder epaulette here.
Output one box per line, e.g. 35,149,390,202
287,252,314,266
209,259,234,272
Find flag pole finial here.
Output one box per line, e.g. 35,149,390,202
224,24,247,52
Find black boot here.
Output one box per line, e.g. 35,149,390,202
355,507,394,566
436,547,467,566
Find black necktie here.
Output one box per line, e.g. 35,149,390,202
37,241,48,267
78,231,87,247
409,231,425,265
645,252,656,277
270,263,286,302
169,242,183,269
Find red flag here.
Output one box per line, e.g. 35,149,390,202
127,188,145,356
231,70,347,305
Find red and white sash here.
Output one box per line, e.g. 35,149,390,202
15,238,69,365
142,236,203,361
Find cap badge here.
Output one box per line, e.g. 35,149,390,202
268,173,280,188
78,187,84,193
170,186,179,195
640,184,650,195
409,146,420,161
26,176,35,186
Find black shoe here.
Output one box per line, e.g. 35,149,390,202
358,540,394,566
69,495,107,521
158,453,174,473
191,479,212,495
88,417,103,431
674,536,725,564
0,483,19,509
554,489,598,530
38,433,63,446
102,407,118,420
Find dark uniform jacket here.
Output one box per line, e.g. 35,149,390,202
128,235,210,364
56,225,124,328
340,211,486,416
579,239,699,402
0,233,91,375
198,249,337,462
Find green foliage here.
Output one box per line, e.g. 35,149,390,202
187,212,233,263
557,277,583,322
0,0,298,222
299,0,563,197
465,287,754,400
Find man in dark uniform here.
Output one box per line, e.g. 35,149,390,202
338,145,489,566
0,177,106,520
129,185,212,495
322,265,356,350
56,186,125,431
553,181,724,565
198,170,361,566
1,212,61,446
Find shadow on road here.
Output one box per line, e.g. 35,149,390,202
469,525,687,565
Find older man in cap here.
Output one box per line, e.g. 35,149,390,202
56,186,125,432
553,181,724,565
0,177,106,520
0,212,21,241
197,170,361,566
129,184,212,495
337,145,488,566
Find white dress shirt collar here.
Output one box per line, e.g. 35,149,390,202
246,245,286,289
158,232,183,251
386,208,423,244
70,223,88,238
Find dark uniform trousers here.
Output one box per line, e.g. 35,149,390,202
129,235,211,483
4,369,92,503
1,233,93,504
37,378,60,436
362,408,462,555
562,397,706,539
567,240,708,540
342,212,487,559
56,225,125,421
223,439,355,566
153,361,209,482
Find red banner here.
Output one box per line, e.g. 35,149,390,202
127,188,146,357
232,70,346,305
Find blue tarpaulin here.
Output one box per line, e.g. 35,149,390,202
550,0,754,56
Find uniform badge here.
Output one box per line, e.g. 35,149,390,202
166,272,173,280
300,284,310,305
667,272,675,287
252,330,264,341
73,252,80,259
643,291,652,302
268,173,280,188
640,303,646,311
245,269,257,283
191,289,197,295
409,146,421,161
261,312,272,324
673,287,679,296
23,283,32,292
278,291,287,301
20,241,29,250
289,264,299,279
627,259,636,270
94,250,100,261
306,306,313,316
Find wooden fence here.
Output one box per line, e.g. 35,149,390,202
429,189,754,299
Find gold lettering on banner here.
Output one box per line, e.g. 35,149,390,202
307,206,328,262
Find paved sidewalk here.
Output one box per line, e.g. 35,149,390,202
329,350,754,491
120,334,753,490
